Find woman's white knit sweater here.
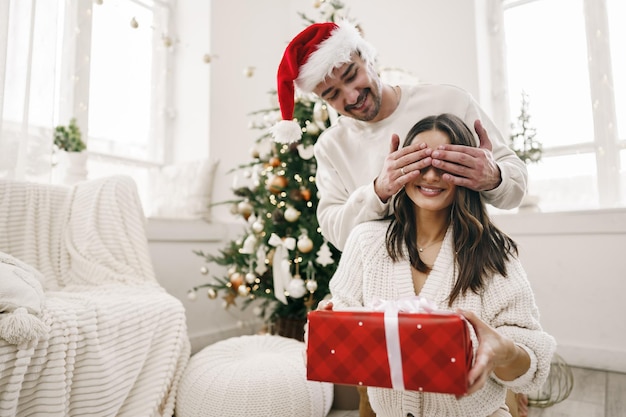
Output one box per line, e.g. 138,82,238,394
329,220,556,417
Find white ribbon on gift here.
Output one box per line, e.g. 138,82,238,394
371,296,441,391
268,233,295,304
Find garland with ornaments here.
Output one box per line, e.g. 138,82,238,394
189,0,347,324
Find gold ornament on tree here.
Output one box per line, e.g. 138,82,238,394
268,175,288,194
297,234,314,253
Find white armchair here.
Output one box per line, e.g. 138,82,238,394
0,176,190,417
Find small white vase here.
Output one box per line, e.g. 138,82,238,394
64,151,88,185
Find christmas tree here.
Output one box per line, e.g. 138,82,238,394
509,91,542,165
190,1,348,338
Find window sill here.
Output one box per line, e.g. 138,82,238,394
493,207,626,235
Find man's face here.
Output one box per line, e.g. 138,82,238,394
312,53,383,122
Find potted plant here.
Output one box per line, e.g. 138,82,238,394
53,118,88,183
54,118,86,152
509,91,542,211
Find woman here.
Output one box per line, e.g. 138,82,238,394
328,113,556,417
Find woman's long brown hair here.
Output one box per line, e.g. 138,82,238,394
385,114,518,306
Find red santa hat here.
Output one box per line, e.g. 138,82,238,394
270,20,376,143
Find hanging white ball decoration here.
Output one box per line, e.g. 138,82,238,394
287,276,307,299
245,272,256,284
284,206,301,222
252,219,265,233
237,200,253,217
238,284,250,297
297,235,314,253
306,279,318,292
187,290,197,301
207,288,217,299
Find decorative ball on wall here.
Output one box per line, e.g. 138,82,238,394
243,66,256,77
203,54,212,64
130,17,138,28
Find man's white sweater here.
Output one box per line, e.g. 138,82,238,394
314,83,527,251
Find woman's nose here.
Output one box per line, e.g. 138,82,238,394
421,165,443,181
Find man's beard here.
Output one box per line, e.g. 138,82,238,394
344,88,381,122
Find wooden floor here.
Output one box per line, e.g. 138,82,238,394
327,367,626,417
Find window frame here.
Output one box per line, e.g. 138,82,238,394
63,0,175,168
501,0,624,210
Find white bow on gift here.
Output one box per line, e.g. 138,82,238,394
268,233,295,304
370,296,446,391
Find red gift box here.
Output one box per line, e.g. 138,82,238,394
306,307,473,396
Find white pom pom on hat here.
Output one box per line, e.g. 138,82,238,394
270,20,376,144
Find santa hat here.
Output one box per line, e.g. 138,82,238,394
270,20,377,143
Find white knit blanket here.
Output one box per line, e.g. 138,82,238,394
0,176,190,417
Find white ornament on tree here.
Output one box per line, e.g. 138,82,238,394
316,240,334,266
287,275,307,299
245,272,256,284
306,279,318,292
313,100,329,128
252,219,264,234
296,144,315,160
255,246,268,275
240,234,257,254
284,206,301,222
297,234,314,253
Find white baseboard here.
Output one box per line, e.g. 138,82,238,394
557,344,626,373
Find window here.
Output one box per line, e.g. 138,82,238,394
0,0,173,196
502,0,625,211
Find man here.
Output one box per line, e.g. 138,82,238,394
271,20,527,252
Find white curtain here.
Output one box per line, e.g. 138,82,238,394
0,0,66,182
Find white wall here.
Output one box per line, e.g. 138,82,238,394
147,219,262,354
493,210,626,373
156,0,626,371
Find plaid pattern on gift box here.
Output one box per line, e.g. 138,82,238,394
306,309,473,396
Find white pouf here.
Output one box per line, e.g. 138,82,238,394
176,334,334,417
